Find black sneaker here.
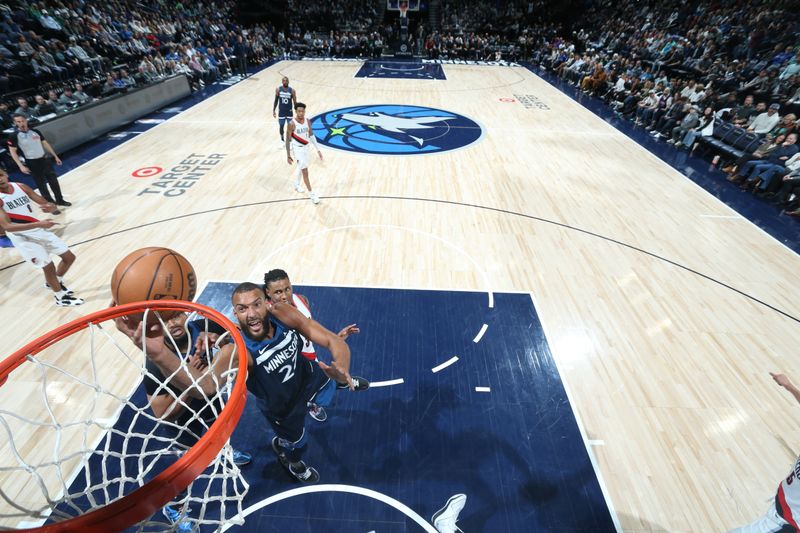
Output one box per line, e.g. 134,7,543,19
56,200,72,207
288,461,319,484
271,437,319,483
336,376,370,391
55,293,84,307
44,281,73,294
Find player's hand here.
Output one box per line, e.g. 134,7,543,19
771,372,794,390
188,351,209,370
337,324,360,340
54,156,62,166
38,219,57,229
19,165,30,174
41,202,58,213
287,155,293,165
115,315,166,355
317,151,323,160
193,332,220,356
318,360,354,391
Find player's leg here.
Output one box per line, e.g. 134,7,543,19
728,503,794,533
55,249,75,277
264,404,319,483
45,235,83,304
279,117,285,141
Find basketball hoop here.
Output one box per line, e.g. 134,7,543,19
399,0,408,18
0,301,249,532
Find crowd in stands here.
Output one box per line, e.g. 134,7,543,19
2,0,799,216
424,0,800,217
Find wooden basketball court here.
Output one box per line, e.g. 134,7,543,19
2,59,799,531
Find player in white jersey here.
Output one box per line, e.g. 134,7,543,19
730,372,800,533
0,168,83,306
264,268,362,421
285,102,323,204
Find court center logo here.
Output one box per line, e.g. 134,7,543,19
311,105,482,155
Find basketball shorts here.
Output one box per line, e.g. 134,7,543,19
255,372,332,443
278,115,292,125
7,228,69,268
292,144,311,170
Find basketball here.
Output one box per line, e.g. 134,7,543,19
110,247,197,305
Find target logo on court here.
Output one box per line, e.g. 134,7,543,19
312,105,483,155
131,166,163,178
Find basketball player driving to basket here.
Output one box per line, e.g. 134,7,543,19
222,282,368,483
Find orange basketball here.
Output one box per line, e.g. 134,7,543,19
111,247,197,305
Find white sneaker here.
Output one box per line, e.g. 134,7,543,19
294,181,304,193
309,192,320,205
55,293,85,307
432,494,466,533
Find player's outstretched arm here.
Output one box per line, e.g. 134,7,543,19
271,302,354,389
0,206,56,233
114,315,227,399
771,372,800,404
18,183,57,212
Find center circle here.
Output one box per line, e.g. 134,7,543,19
311,104,483,156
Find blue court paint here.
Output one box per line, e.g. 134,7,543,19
355,60,447,80
523,63,800,253
49,284,615,531
311,104,482,155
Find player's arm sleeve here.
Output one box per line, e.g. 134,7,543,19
308,120,320,149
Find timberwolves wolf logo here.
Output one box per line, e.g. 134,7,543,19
311,105,483,155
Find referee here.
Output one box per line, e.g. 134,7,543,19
7,114,71,209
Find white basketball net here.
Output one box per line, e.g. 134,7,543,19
0,308,249,531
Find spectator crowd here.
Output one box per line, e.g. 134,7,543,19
2,0,799,216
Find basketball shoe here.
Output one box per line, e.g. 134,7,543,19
432,494,467,533
55,293,84,306
309,191,320,204
308,402,327,422
232,449,252,466
162,504,192,533
44,279,73,294
271,437,319,484
336,376,370,391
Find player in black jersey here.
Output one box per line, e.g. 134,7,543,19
273,76,296,142
218,282,369,483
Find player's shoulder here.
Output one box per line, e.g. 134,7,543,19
295,293,310,309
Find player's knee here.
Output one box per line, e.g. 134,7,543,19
60,251,76,264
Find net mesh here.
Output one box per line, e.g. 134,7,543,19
0,305,248,531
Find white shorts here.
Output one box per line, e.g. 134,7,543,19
7,228,69,268
292,144,311,170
